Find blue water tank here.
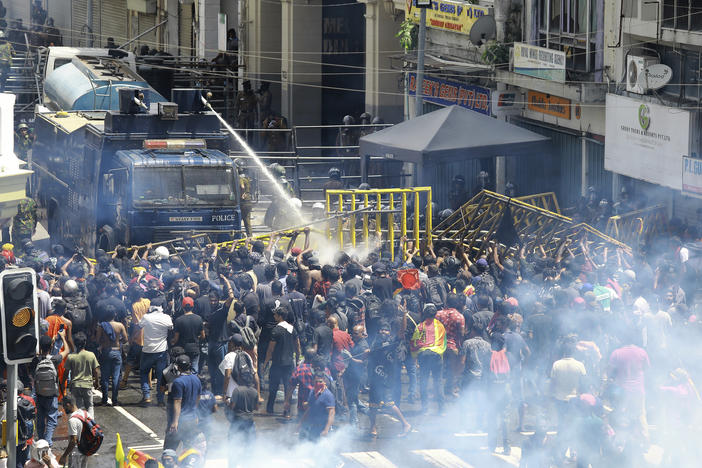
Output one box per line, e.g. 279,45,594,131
43,62,166,111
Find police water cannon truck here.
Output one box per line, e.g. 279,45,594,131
32,83,241,254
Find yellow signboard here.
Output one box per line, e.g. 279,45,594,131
406,0,490,36
527,91,571,119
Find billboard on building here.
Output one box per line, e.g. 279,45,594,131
406,0,489,36
408,73,491,115
605,94,691,191
513,43,566,82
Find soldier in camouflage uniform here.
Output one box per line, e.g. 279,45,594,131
11,198,37,243
235,159,253,236
15,123,32,161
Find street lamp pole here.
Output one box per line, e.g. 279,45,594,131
414,2,428,117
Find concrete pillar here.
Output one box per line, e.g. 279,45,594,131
197,0,219,59
165,0,179,55
280,0,321,127
581,136,588,196
362,0,403,122
244,0,281,114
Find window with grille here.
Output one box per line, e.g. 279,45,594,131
662,0,702,31
537,0,599,72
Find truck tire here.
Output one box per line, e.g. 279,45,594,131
97,225,115,252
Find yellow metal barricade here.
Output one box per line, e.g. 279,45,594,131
326,187,433,261
606,204,667,245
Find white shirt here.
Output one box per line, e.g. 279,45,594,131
68,410,86,437
137,311,173,353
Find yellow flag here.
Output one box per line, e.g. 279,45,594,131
115,433,126,468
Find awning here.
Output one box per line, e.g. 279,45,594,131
359,105,550,165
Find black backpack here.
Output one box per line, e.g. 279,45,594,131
232,350,255,387
361,292,382,322
17,397,35,443
424,277,446,308
65,298,89,331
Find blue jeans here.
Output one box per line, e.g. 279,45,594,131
207,342,227,396
140,350,169,403
100,349,122,403
35,395,58,446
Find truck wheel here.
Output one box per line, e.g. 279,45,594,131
97,225,115,252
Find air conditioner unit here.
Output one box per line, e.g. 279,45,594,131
626,55,660,94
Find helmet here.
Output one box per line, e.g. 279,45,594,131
154,246,170,260
273,164,286,178
63,279,78,295
360,112,372,124
444,256,461,274
17,123,28,130
599,198,609,207
342,115,355,126
31,439,50,462
328,167,341,180
439,208,454,222
312,202,325,211
233,158,246,172
371,116,384,125
357,183,371,190
289,198,302,209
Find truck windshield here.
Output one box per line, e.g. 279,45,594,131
133,166,235,207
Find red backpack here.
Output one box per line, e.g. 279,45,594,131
71,411,104,456
490,349,511,377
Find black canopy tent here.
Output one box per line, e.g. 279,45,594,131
358,105,550,188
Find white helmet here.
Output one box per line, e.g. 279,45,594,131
289,198,302,209
154,246,170,260
312,202,325,211
31,439,50,462
63,279,78,295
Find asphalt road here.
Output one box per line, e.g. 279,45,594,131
48,371,524,468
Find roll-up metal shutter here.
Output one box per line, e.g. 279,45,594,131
179,1,194,56
136,12,157,51
70,0,88,46
96,0,129,46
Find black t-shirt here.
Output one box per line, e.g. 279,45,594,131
270,322,296,366
174,313,204,354
259,296,284,340
240,291,260,321
229,385,258,420
194,295,211,319
206,304,228,344
372,277,395,301
314,324,333,361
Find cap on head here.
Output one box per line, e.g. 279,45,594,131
175,354,191,369
182,297,194,309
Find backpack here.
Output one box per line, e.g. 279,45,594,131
489,349,510,379
361,292,382,322
71,410,104,456
65,298,89,331
424,277,446,308
17,396,35,443
232,350,255,387
34,356,59,397
235,316,257,350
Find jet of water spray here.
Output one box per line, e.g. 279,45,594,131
202,96,307,225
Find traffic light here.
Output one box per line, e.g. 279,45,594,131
0,268,38,364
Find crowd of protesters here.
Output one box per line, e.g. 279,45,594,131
1,208,702,467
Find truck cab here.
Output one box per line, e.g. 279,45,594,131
99,143,240,248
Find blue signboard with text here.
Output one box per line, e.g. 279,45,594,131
408,72,491,115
